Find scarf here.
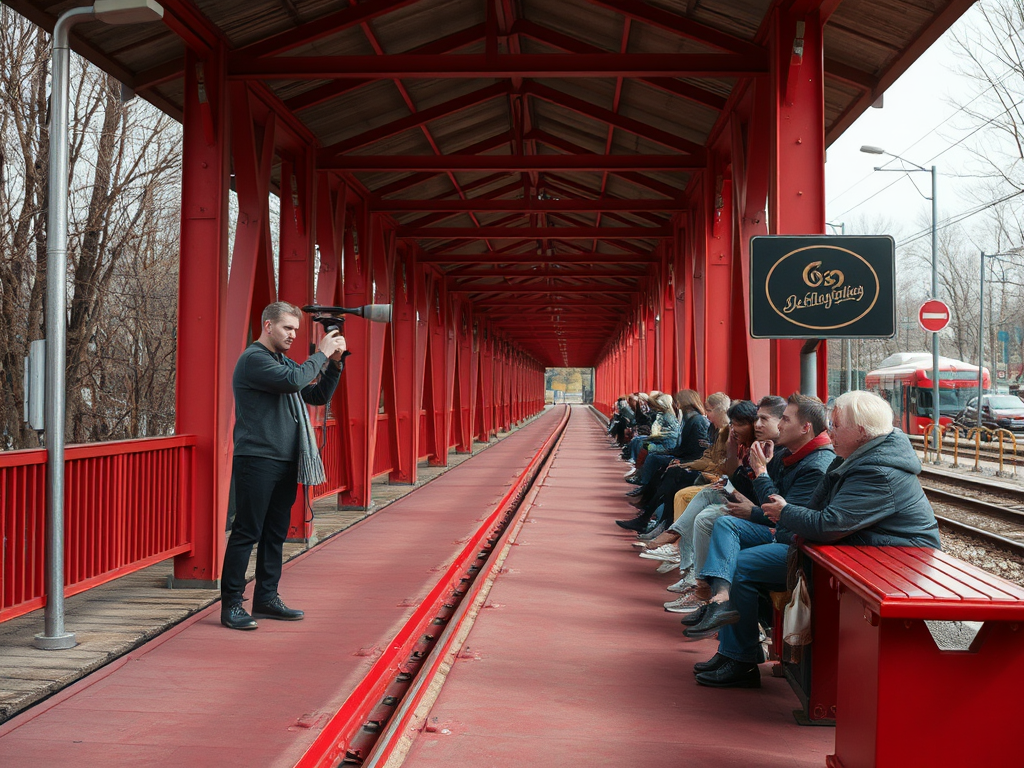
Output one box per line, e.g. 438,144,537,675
291,392,326,486
782,432,833,466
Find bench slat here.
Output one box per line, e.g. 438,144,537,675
899,548,1024,601
868,547,989,600
802,544,1024,621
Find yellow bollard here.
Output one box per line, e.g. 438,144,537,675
993,429,1017,478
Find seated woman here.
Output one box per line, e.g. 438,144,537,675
617,394,739,535
624,393,679,473
607,396,635,445
633,400,760,585
619,393,653,460
629,390,711,488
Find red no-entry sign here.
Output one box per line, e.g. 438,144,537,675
918,299,951,332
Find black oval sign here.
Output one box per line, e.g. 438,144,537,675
765,245,880,331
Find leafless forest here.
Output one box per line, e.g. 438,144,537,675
0,8,182,450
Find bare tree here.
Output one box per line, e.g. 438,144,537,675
0,7,182,449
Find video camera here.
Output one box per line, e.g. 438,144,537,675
300,304,392,335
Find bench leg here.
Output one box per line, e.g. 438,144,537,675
829,595,1024,768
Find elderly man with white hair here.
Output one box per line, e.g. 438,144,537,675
692,390,940,689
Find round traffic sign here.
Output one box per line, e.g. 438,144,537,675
918,299,951,333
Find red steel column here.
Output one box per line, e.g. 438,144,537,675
476,325,494,442
278,152,317,541
453,299,474,452
315,176,348,497
389,249,429,483
338,211,391,507
173,45,230,586
425,280,455,464
770,8,828,397
702,156,734,396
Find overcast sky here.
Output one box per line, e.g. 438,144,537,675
825,2,1009,250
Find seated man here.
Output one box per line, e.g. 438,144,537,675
641,397,784,587
692,390,941,689
676,393,834,625
636,399,768,573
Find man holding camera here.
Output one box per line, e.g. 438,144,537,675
220,301,348,631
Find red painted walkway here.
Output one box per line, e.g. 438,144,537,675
402,406,834,767
0,409,564,768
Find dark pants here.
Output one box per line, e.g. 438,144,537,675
221,455,298,605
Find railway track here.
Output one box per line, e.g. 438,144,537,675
918,469,1024,556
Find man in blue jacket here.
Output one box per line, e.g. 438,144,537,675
672,394,834,624
220,302,347,631
693,390,939,687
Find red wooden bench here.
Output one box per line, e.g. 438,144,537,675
797,544,1024,768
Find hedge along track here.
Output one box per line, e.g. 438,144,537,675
292,405,572,768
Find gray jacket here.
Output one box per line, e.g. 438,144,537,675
778,430,941,549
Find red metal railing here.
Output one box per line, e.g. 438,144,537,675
310,416,345,500
0,436,195,623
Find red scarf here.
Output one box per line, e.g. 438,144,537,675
782,432,832,466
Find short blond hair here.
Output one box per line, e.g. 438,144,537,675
834,390,894,439
262,301,301,325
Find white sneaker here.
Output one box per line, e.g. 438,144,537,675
664,598,705,615
655,561,678,574
667,577,696,593
639,544,680,563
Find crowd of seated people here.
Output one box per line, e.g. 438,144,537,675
605,389,941,689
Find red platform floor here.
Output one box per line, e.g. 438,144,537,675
401,407,834,768
0,409,563,768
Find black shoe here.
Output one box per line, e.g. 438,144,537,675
680,603,709,626
221,601,258,630
683,601,740,639
625,487,644,497
694,658,761,688
693,652,729,675
615,515,650,532
252,596,304,621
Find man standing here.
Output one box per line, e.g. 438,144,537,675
221,301,347,630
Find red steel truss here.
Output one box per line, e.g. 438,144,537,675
1,0,974,597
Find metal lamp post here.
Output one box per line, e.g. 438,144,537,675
977,251,1019,428
861,146,939,438
36,0,164,651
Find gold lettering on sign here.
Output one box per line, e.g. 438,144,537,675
765,245,880,331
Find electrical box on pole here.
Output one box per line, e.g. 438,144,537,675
23,339,45,431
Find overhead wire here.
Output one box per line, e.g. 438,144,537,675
827,41,1023,220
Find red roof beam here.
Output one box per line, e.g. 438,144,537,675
510,19,727,112
398,226,671,239
524,81,706,157
373,198,681,212
286,23,487,112
228,52,769,80
417,252,653,264
527,131,690,199
323,154,702,172
451,284,642,293
235,0,422,58
584,0,765,58
320,82,510,160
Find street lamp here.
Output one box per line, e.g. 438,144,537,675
860,145,940,440
37,0,165,651
977,251,1021,427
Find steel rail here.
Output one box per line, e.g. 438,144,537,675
291,405,571,768
361,406,573,768
931,512,1024,557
